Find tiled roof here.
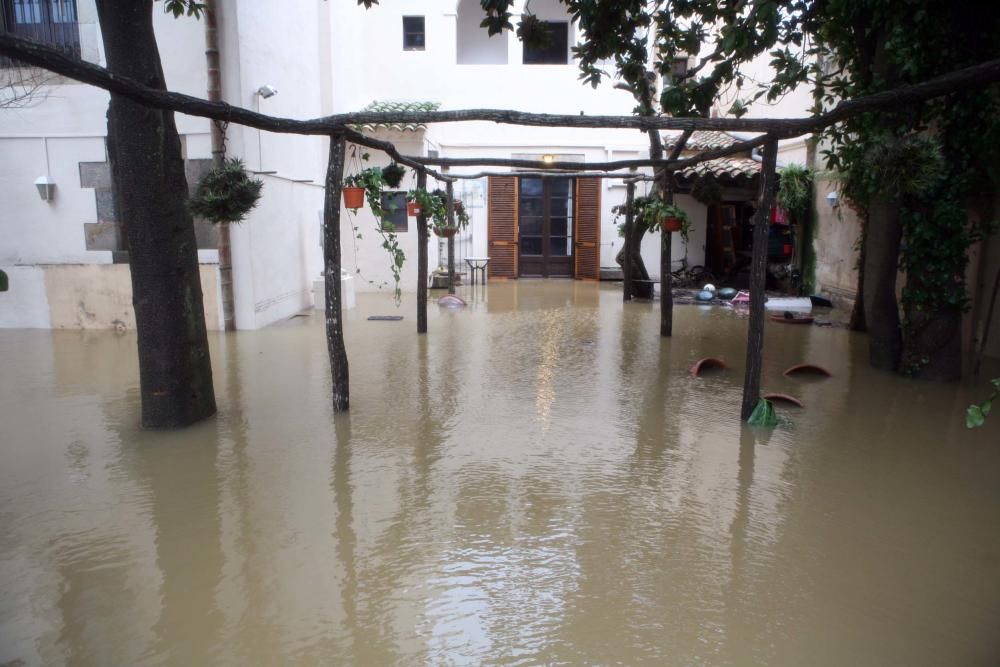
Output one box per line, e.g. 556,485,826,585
678,156,760,183
663,130,739,151
354,100,441,132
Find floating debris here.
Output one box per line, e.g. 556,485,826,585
690,357,729,377
763,392,805,407
783,363,832,378
367,315,404,321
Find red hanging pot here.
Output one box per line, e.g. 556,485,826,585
663,217,683,233
342,186,365,210
407,201,421,217
436,227,457,238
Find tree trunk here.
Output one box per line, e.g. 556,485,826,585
203,0,235,332
862,197,902,370
417,171,428,333
323,134,349,411
850,222,867,331
623,181,635,301
96,0,216,428
741,139,779,420
661,182,674,337
901,303,963,380
446,181,456,295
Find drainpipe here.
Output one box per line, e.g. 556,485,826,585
205,0,235,331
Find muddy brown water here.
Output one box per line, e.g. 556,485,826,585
2,281,999,666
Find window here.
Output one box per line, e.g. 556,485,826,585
381,191,408,232
1,0,80,59
402,16,425,51
522,21,568,65
662,57,689,88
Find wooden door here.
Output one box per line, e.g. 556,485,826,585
574,178,601,280
518,177,574,277
487,176,518,279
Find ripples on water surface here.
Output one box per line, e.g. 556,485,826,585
1,281,999,665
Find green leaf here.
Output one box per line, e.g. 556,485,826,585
966,405,985,429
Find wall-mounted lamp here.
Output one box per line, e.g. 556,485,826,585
541,154,555,164
826,191,839,208
34,175,56,202
256,84,278,99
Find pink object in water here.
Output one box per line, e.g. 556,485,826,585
437,295,467,308
729,290,751,305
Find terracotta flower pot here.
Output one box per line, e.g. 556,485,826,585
407,201,421,217
342,186,365,210
436,227,457,238
663,217,683,233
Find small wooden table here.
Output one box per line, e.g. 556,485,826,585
464,257,490,285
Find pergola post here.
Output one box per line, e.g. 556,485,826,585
741,138,779,420
417,170,428,334
661,176,674,337
623,180,635,302
323,133,350,411
446,180,456,295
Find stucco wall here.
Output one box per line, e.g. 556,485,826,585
811,174,861,306
0,264,221,330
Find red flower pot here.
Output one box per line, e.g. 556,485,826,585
407,201,421,217
436,227,457,238
663,217,683,233
342,186,365,210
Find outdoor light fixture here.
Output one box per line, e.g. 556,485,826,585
826,190,839,208
542,154,555,164
34,175,55,202
256,84,278,99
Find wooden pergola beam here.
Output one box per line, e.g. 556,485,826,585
3,31,999,157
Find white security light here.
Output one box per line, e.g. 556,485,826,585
826,190,839,208
34,175,56,202
256,84,278,99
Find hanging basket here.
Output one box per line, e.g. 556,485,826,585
435,227,458,238
407,201,422,217
663,217,683,233
342,186,365,210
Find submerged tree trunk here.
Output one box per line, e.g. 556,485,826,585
901,301,963,380
96,0,216,428
850,222,868,332
323,134,349,410
862,197,902,370
661,181,673,337
446,181,456,295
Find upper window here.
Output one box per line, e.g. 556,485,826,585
381,192,408,233
1,0,80,58
522,21,568,65
402,16,425,51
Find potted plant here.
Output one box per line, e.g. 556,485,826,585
342,167,384,210
188,158,264,224
381,163,406,188
642,197,692,243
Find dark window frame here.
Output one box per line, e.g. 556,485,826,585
381,191,409,233
402,15,425,51
522,21,569,65
1,0,81,63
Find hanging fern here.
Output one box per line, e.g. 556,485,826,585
188,158,264,224
776,164,813,221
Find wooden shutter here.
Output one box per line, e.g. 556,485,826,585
574,177,601,280
488,176,518,278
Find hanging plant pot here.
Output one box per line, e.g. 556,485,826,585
342,186,365,210
407,201,421,217
435,227,458,238
663,217,683,233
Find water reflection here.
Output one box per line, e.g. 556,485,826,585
1,282,999,665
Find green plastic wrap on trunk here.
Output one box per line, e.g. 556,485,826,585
0,269,7,292
747,398,778,426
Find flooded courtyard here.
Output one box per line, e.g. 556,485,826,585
1,281,999,665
